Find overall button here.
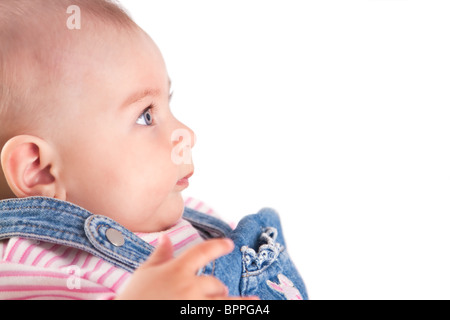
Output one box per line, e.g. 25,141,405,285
106,228,125,247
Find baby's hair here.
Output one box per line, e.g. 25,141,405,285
0,0,138,199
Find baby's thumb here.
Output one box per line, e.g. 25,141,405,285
142,234,174,267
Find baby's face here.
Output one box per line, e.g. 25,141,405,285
52,28,195,233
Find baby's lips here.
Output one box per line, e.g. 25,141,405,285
176,171,193,189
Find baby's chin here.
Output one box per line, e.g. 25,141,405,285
159,192,186,229
130,192,186,233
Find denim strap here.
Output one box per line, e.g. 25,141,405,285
0,197,154,272
183,206,233,239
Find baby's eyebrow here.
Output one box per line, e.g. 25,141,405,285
120,88,159,109
120,79,172,109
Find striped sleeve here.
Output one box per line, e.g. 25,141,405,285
0,238,130,300
184,196,218,216
0,262,117,300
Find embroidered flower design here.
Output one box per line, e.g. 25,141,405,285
241,227,282,273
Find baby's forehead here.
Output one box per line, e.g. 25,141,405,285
0,1,150,126
52,28,166,109
3,3,140,78
61,27,160,84
3,0,164,104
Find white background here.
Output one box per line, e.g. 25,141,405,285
120,0,450,299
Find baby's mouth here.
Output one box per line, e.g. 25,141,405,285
176,172,193,188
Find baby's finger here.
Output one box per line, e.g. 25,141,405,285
141,234,174,268
195,275,229,298
178,238,234,274
213,296,260,301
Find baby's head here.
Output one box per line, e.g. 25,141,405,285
0,0,195,232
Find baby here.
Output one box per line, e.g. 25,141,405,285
0,0,307,300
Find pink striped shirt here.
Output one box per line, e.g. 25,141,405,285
0,197,219,300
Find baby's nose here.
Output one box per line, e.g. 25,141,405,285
172,123,196,149
170,123,195,165
188,126,196,149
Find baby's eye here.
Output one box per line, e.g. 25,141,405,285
136,107,153,126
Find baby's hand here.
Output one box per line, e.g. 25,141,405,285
116,235,255,300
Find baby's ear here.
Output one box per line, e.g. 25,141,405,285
1,135,65,200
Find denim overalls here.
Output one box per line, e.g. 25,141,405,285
0,197,308,300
